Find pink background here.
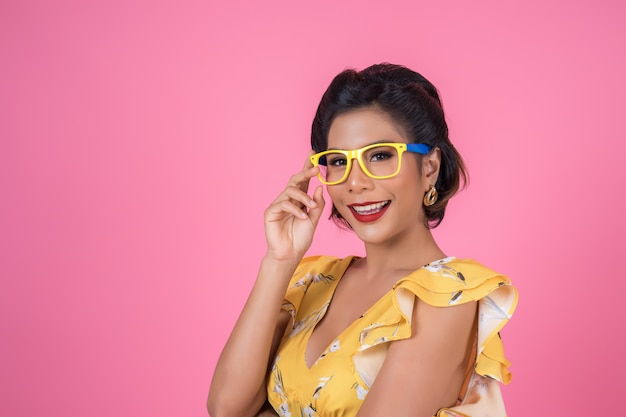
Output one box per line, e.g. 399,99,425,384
2,0,625,415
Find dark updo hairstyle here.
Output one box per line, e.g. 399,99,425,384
311,63,467,229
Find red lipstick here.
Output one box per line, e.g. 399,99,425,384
347,201,390,223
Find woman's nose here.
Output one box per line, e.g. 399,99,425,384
346,160,373,192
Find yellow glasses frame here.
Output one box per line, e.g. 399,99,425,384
310,142,431,185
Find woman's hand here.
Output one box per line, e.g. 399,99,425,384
264,152,325,262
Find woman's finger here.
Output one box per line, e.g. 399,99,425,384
272,185,317,208
266,199,308,220
302,149,315,169
285,151,319,189
286,165,318,188
306,185,326,227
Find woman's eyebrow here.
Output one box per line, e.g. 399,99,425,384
326,139,403,150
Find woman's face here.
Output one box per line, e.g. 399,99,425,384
325,107,437,245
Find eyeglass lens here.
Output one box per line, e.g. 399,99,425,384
320,145,400,183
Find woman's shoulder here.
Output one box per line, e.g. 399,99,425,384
293,254,358,276
284,255,356,294
394,257,516,307
282,255,356,315
426,257,511,283
394,257,519,383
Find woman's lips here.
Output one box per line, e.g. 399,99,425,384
348,201,390,223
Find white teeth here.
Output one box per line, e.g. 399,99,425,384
352,201,389,214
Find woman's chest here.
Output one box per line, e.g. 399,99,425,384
268,291,397,417
305,273,396,366
269,327,369,417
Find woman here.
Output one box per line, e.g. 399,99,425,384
208,63,518,417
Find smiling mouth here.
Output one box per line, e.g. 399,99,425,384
349,201,390,215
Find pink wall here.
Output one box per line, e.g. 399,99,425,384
2,0,625,415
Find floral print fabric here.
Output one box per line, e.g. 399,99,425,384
266,256,518,417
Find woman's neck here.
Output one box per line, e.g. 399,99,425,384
358,226,446,282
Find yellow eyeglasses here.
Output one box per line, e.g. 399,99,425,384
310,142,431,185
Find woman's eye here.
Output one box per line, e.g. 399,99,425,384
370,151,393,162
328,156,347,166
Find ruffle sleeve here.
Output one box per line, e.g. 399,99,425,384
395,258,518,384
351,258,518,401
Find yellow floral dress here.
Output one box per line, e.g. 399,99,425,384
267,255,518,417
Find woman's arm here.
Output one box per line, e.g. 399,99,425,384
207,258,296,417
356,299,478,417
207,156,325,417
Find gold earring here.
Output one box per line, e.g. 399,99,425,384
423,185,438,207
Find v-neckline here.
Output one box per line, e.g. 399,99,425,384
303,255,394,370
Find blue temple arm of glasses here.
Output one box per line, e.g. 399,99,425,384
407,143,431,155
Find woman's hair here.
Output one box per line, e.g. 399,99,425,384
310,63,468,229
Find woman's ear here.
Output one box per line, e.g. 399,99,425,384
422,146,441,184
